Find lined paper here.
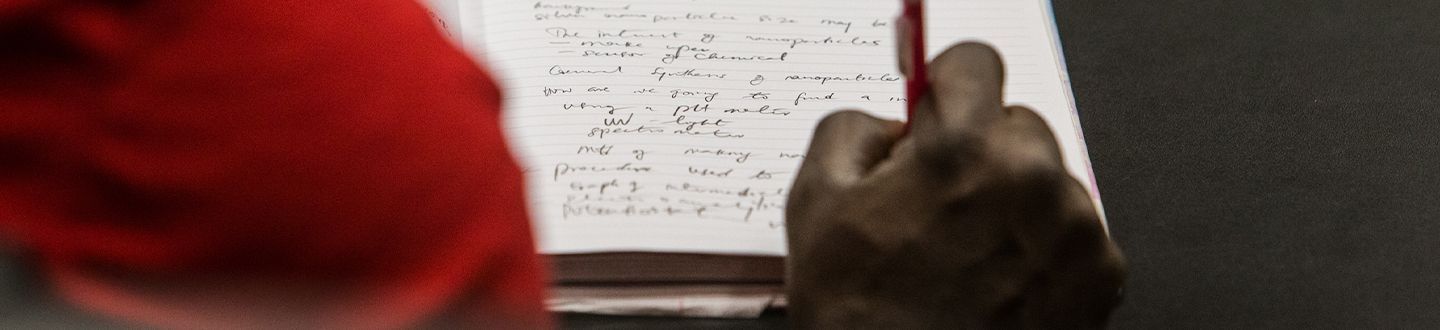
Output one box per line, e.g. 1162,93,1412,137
462,0,1099,255
424,0,464,41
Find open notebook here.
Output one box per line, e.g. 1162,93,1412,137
426,0,1101,317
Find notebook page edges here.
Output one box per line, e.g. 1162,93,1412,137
551,253,784,284
1038,0,1108,228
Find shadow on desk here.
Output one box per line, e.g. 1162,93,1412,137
562,310,789,329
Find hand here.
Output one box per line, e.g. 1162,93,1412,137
785,42,1126,329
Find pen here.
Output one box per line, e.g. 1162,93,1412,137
901,0,928,132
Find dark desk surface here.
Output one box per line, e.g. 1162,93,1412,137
1060,0,1440,328
567,1,1440,328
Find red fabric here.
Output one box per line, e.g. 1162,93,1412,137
0,0,549,328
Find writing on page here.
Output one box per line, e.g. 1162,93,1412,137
467,0,1092,255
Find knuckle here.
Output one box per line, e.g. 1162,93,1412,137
1063,178,1106,221
1004,105,1062,147
1005,105,1045,125
812,110,891,146
999,148,1067,190
792,158,841,192
1052,178,1105,230
992,133,1065,188
932,42,1003,74
815,110,879,132
806,111,866,161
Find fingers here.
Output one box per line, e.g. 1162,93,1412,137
994,105,1064,174
798,111,905,188
1027,179,1125,329
991,105,1072,236
910,43,1008,170
788,111,903,242
914,42,1007,139
983,105,1121,328
994,121,1118,328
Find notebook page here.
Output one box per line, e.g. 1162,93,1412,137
423,0,464,43
472,0,1100,255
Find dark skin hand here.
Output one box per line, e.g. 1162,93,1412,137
785,42,1126,329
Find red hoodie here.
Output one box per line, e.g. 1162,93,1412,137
0,0,549,328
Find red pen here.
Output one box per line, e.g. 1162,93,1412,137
901,0,928,131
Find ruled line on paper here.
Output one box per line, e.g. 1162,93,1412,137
469,0,1090,256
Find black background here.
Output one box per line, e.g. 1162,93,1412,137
1056,0,1440,328
564,1,1440,328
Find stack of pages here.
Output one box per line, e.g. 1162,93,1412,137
425,0,1101,318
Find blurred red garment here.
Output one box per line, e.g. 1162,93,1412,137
0,0,549,328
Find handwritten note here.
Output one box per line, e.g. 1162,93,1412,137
460,0,1099,256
